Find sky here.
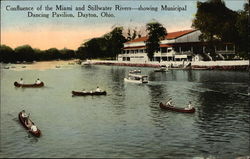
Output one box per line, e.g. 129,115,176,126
1,0,247,50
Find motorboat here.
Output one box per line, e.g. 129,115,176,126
124,73,148,83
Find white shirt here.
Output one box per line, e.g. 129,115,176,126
31,125,37,131
188,104,192,109
21,113,28,118
36,80,41,84
167,100,172,106
19,80,24,84
96,88,101,92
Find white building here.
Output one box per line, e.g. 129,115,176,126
118,29,235,62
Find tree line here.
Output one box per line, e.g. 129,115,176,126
1,0,248,63
0,45,76,63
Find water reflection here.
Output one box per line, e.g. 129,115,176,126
108,67,126,116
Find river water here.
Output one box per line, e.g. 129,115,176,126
0,63,249,158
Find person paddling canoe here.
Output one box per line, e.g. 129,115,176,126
166,98,173,106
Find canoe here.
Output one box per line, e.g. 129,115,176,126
18,112,41,137
72,90,107,96
154,69,167,72
159,102,195,113
14,81,44,87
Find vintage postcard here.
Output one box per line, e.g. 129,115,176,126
0,0,249,158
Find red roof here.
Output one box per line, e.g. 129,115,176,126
123,44,172,50
160,44,172,47
123,46,146,50
125,29,196,44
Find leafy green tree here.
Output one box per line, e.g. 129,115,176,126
145,21,167,61
126,28,139,41
14,45,35,62
75,46,86,60
131,29,138,40
33,48,46,61
45,48,60,60
83,38,106,59
60,48,75,59
105,27,127,59
80,27,126,59
235,3,249,59
0,45,15,63
126,28,132,41
192,0,241,59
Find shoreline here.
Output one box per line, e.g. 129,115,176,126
89,60,250,71
2,59,249,71
1,59,78,71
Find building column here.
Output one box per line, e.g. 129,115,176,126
226,45,228,52
191,46,193,53
179,47,182,54
203,46,205,53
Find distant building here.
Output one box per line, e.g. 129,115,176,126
118,29,235,62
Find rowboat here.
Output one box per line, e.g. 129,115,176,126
154,68,167,72
124,73,148,84
154,65,168,72
159,102,195,113
18,112,41,137
14,81,44,87
72,90,107,96
129,69,141,74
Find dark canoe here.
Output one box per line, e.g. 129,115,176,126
154,69,167,72
14,81,44,87
18,112,41,137
72,90,107,96
159,102,195,113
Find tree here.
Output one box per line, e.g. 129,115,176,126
192,0,239,59
0,45,15,63
81,27,127,59
126,28,140,41
33,48,44,61
60,48,75,59
145,21,167,61
75,46,86,60
14,45,35,62
235,3,249,59
105,27,127,58
45,48,60,60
